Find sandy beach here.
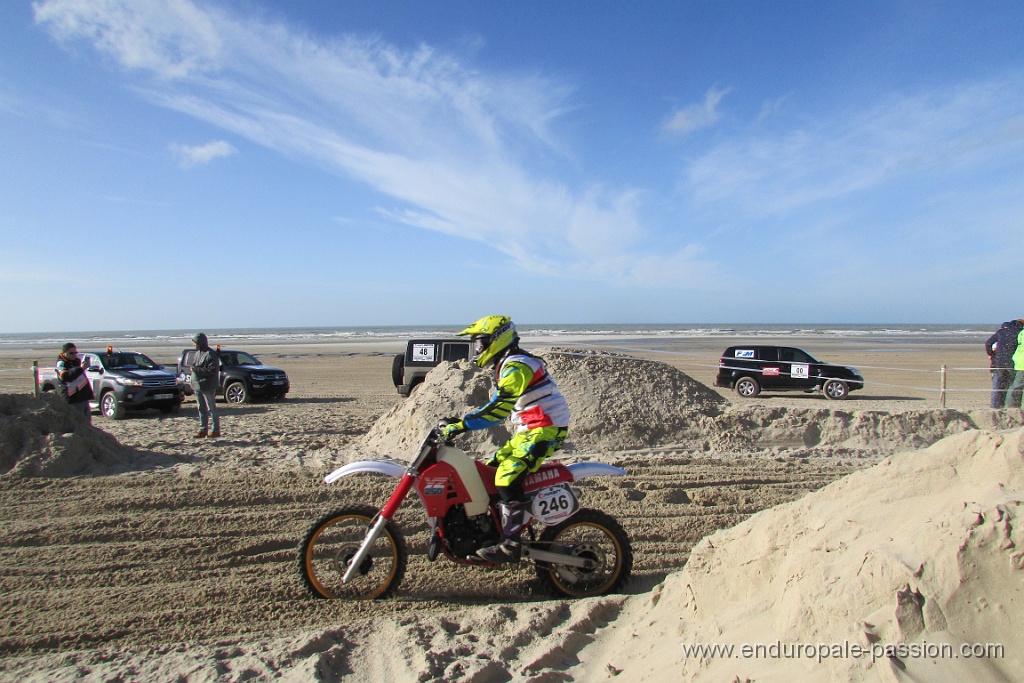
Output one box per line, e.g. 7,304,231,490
1,333,1022,681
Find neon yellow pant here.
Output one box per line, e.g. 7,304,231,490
491,426,568,488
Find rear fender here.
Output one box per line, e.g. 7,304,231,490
324,458,407,484
566,462,627,480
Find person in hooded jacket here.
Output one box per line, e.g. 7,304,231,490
441,316,571,563
985,319,1024,408
189,332,221,437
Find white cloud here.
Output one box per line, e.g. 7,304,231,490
169,139,237,168
662,86,731,137
34,0,707,288
32,0,221,79
687,78,1024,218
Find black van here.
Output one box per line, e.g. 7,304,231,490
715,345,864,400
392,339,472,396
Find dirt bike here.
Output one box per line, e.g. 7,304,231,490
297,423,633,600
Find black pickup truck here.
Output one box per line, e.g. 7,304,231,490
177,348,289,404
38,348,184,419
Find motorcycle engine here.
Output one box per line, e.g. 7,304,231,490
442,505,499,558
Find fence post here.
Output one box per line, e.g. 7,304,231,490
940,365,947,408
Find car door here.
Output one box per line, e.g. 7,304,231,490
755,346,783,388
83,353,103,398
181,350,197,385
779,347,814,389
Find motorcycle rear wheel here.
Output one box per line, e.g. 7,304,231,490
534,508,633,598
298,504,407,600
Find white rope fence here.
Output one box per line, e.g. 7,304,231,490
3,351,1017,407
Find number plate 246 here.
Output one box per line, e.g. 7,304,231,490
531,483,579,525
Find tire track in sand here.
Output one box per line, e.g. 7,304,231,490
0,453,863,657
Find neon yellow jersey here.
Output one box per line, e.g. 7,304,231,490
462,353,570,432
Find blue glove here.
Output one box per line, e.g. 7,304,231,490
441,420,466,440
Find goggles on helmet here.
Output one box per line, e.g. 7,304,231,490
472,336,488,356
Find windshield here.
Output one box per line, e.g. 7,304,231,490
104,353,159,370
220,352,260,367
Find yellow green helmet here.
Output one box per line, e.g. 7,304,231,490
458,315,519,368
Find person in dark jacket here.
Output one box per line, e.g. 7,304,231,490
56,342,94,422
189,332,221,437
986,320,1024,408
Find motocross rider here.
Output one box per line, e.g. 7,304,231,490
441,316,571,563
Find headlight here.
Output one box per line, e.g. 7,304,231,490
116,377,143,386
252,374,267,380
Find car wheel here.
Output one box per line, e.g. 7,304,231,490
735,376,761,398
100,391,126,419
823,379,849,400
391,354,404,388
224,381,250,404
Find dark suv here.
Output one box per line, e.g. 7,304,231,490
178,348,289,404
715,345,864,400
392,339,472,396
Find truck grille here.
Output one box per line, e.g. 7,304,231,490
142,377,178,388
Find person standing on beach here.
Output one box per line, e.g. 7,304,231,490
56,342,94,422
1007,321,1024,409
440,316,571,563
188,333,221,438
985,320,1023,408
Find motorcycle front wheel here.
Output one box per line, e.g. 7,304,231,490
297,504,407,600
534,508,633,598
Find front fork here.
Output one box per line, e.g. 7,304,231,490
342,472,414,584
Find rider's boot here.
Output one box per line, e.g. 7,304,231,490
477,502,525,563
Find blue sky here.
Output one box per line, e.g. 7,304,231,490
2,1,1023,332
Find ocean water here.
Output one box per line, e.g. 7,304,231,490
0,323,994,349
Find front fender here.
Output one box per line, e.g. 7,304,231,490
324,458,407,484
567,462,627,480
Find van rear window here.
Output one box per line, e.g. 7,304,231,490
443,344,469,362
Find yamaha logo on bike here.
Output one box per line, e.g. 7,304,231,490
525,467,564,487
